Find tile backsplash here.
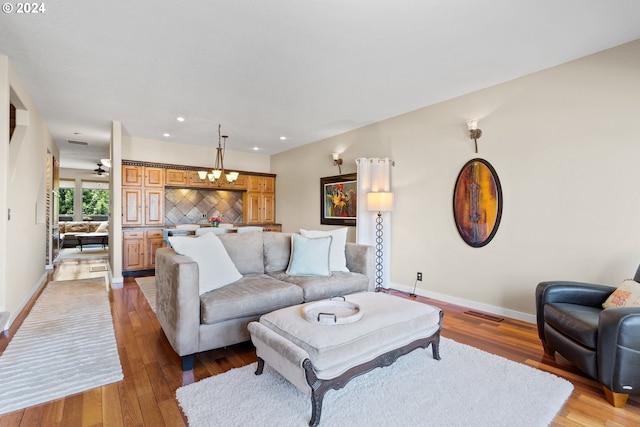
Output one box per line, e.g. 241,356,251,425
164,188,243,226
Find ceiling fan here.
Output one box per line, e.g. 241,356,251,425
93,163,109,176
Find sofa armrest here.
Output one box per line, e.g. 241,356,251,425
535,281,616,341
345,242,375,292
597,307,640,392
155,247,201,357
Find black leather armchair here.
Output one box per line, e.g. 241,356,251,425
536,266,640,408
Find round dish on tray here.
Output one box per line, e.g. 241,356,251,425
302,298,362,325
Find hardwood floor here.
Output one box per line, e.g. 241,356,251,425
0,260,638,426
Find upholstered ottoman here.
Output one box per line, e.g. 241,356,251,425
248,292,442,426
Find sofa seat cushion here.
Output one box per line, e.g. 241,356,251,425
268,271,369,301
544,302,601,349
200,274,304,324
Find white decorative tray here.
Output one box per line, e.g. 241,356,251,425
302,298,362,325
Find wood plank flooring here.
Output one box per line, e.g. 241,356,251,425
0,259,638,426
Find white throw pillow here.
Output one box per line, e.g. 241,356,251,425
286,234,332,276
300,228,349,272
95,221,109,232
169,233,242,295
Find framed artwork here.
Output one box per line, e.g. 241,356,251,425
320,173,357,226
453,158,503,247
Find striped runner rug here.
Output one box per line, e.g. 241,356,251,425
0,277,123,415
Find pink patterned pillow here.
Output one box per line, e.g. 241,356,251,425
602,279,640,309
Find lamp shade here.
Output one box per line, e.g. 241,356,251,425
367,192,394,212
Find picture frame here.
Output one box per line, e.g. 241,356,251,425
320,173,357,226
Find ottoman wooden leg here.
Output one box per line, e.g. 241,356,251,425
255,357,265,375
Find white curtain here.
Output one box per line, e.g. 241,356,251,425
355,158,393,289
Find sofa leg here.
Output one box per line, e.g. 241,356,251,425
182,354,195,371
603,386,629,408
541,341,555,356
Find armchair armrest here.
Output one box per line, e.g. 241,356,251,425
535,281,616,341
597,307,640,393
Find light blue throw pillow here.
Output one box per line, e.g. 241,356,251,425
286,234,332,276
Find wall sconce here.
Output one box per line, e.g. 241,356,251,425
332,153,343,174
467,119,482,153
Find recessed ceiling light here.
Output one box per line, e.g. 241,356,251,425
253,147,259,151
163,133,171,137
280,136,287,140
176,117,185,122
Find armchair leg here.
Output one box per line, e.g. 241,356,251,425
603,386,629,408
541,341,555,357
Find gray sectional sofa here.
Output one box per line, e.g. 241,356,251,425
155,231,375,370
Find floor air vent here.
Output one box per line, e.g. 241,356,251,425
464,310,504,322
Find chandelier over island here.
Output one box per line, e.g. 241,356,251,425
198,124,239,186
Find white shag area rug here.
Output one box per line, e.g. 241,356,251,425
0,278,123,415
135,276,156,312
176,338,573,427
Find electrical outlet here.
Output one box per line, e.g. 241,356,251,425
202,214,207,218
416,272,422,281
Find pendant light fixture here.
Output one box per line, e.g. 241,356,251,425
198,124,239,186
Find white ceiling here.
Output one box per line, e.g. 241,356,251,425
1,0,639,170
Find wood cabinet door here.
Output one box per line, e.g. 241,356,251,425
166,169,188,186
247,176,263,192
122,165,142,186
245,192,262,223
145,189,164,226
122,188,142,225
123,237,145,271
144,167,164,187
262,193,275,223
262,176,275,193
187,171,210,187
229,174,247,190
145,234,165,269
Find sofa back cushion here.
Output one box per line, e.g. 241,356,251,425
64,222,90,233
218,231,265,274
263,232,292,272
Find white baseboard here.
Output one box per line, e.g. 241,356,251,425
3,273,48,332
390,282,536,324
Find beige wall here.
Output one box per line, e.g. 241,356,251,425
0,56,59,328
122,136,271,173
272,40,640,321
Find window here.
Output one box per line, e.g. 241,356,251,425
82,181,109,217
58,180,74,216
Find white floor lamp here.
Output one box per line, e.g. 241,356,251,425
367,191,394,292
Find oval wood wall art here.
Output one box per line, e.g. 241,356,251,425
453,158,503,247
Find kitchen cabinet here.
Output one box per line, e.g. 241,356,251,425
122,188,142,226
165,169,188,186
122,230,145,271
144,166,164,187
122,165,165,227
145,189,164,226
244,176,275,224
123,229,165,271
